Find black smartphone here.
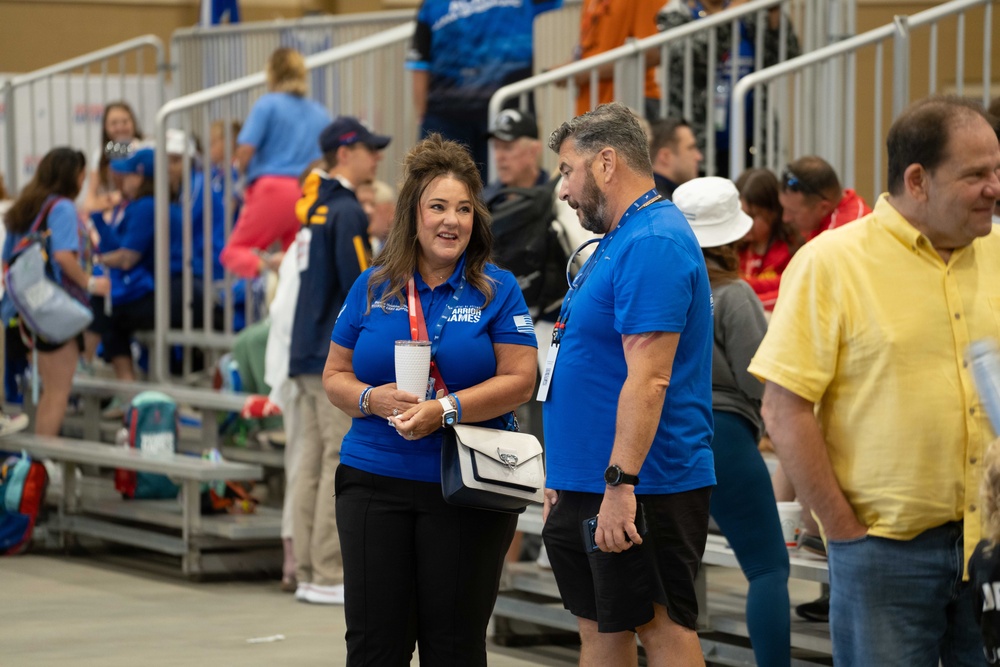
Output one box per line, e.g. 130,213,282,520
581,502,648,553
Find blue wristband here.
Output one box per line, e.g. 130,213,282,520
359,386,374,417
451,393,462,424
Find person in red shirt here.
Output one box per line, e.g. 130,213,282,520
778,156,870,241
735,168,799,311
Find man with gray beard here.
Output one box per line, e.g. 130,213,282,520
538,102,715,666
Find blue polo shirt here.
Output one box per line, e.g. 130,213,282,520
92,196,156,305
331,258,537,483
238,92,330,185
169,171,225,280
542,191,715,494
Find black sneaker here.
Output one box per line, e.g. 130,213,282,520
795,592,830,622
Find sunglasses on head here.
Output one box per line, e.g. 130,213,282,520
781,167,821,197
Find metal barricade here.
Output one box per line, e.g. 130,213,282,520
151,23,416,381
170,10,415,98
1,36,167,193
730,0,996,199
489,0,852,180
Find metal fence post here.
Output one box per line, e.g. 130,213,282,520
892,15,910,119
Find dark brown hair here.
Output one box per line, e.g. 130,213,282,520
5,147,86,235
736,168,799,251
367,134,494,311
702,244,741,288
887,95,988,196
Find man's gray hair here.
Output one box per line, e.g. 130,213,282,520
548,103,653,175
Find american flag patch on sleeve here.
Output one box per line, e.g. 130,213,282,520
513,314,534,335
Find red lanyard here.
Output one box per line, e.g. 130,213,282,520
406,277,449,395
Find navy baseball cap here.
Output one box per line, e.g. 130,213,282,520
320,116,391,152
110,146,155,176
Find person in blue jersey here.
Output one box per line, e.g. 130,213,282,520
90,147,157,394
3,148,109,436
323,135,537,665
540,103,715,666
166,129,225,374
406,0,562,181
220,47,330,279
287,116,391,606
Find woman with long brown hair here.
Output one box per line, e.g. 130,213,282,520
323,134,537,665
735,167,799,310
3,147,109,435
82,101,143,215
674,176,791,667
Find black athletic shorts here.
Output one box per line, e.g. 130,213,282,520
541,487,712,633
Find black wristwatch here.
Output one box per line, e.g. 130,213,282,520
604,464,639,487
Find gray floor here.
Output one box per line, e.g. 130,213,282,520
5,553,578,667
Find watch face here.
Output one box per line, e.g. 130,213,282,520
604,465,621,485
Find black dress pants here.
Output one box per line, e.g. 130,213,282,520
335,463,518,667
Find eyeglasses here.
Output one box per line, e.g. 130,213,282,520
781,167,821,197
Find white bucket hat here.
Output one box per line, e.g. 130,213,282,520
672,176,753,248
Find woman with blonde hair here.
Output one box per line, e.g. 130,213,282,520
219,47,330,278
324,134,537,664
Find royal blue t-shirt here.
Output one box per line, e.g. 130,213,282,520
331,258,537,483
93,196,155,305
542,191,716,494
238,92,330,185
169,171,225,280
406,0,562,116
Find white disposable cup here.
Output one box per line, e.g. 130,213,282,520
776,501,802,548
394,340,431,398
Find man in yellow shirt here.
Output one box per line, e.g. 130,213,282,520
749,96,1000,665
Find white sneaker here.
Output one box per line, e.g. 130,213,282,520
304,583,344,605
0,412,29,437
535,545,552,570
294,583,311,602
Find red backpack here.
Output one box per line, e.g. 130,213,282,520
0,452,49,554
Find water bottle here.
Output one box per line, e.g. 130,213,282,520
968,338,1000,437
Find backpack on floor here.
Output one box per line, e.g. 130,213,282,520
0,451,48,554
114,391,181,500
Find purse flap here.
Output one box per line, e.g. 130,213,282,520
451,424,543,468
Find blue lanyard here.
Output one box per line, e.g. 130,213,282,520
552,190,661,344
407,274,467,360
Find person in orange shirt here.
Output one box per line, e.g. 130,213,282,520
735,168,799,310
574,0,663,118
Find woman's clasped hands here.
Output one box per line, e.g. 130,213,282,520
370,384,443,441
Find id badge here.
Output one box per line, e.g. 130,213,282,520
536,342,559,402
295,227,312,272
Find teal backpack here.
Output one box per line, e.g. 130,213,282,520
113,391,181,500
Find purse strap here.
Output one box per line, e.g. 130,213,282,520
8,196,60,262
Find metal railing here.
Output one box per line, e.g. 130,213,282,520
730,0,996,198
489,0,852,180
170,10,415,98
1,36,167,193
151,23,416,381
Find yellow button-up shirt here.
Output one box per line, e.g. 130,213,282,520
749,195,1000,570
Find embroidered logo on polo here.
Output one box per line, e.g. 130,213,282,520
372,299,408,313
447,306,482,323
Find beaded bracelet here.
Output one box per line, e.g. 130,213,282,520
449,393,462,424
359,386,374,417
